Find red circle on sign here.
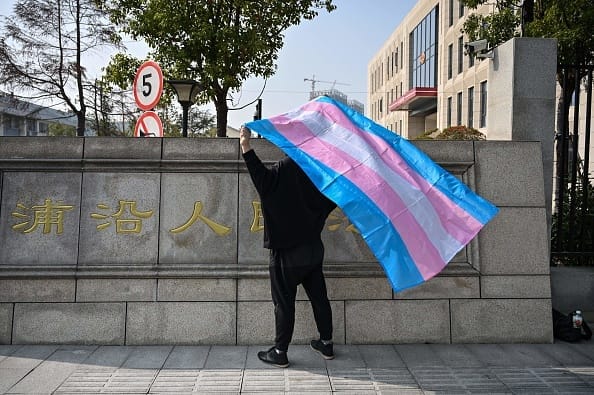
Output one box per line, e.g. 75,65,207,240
134,111,163,137
133,61,164,111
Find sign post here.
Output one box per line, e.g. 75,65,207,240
133,61,164,137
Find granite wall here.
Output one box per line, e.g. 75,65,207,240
0,136,553,345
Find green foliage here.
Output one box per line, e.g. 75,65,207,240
161,106,216,137
526,0,594,66
98,0,336,136
413,126,486,140
551,178,594,266
460,0,594,66
48,123,76,137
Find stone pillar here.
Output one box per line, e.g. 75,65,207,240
487,37,557,235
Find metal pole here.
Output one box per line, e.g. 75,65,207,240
182,104,189,137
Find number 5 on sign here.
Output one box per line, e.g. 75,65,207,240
133,61,163,111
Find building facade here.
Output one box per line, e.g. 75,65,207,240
0,92,77,137
368,0,492,139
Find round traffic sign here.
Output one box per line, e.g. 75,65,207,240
134,111,163,137
133,61,163,111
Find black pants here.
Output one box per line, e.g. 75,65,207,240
269,239,333,352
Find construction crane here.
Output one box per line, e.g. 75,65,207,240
303,75,350,93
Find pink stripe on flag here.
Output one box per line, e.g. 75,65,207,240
275,101,484,245
271,116,448,279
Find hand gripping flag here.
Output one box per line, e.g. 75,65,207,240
246,95,498,292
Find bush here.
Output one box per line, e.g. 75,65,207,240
413,125,486,141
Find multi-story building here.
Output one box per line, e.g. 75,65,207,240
309,88,365,115
0,92,77,136
368,0,492,139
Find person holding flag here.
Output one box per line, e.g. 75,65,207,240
240,125,337,368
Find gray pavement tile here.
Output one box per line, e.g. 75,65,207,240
285,345,326,368
325,345,365,368
0,368,33,393
79,345,134,368
430,344,486,368
394,344,444,367
162,345,209,369
0,344,58,369
0,345,22,364
465,344,513,366
204,345,248,369
121,345,173,369
533,343,594,367
5,347,97,394
498,344,563,367
357,344,405,368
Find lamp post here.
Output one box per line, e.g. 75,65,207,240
167,79,202,137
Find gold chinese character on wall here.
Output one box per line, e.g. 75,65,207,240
327,209,359,233
170,201,231,236
250,201,264,232
91,200,153,233
11,198,74,234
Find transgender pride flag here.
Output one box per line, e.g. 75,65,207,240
246,95,498,292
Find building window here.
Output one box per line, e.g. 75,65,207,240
457,36,464,74
447,44,453,80
399,120,402,135
447,96,452,127
410,6,439,89
459,1,464,17
467,86,474,128
449,0,454,26
480,81,487,128
457,91,463,125
379,97,383,115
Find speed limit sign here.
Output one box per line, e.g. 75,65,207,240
133,61,163,111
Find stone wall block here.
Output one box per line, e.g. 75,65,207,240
0,303,12,344
12,303,125,344
158,279,236,301
238,278,271,301
0,279,75,302
474,141,545,207
163,137,238,160
451,298,552,343
76,279,156,302
84,137,161,159
394,276,479,299
0,137,83,159
237,301,345,345
481,275,551,299
345,300,450,344
478,207,549,275
159,173,238,264
78,172,160,265
0,172,82,265
126,302,236,345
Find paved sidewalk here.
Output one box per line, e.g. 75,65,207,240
1,341,593,394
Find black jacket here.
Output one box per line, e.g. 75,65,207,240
243,149,337,249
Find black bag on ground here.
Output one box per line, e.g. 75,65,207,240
552,309,592,342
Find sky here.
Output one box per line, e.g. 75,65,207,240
0,0,417,129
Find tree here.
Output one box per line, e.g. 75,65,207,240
99,0,336,137
0,0,122,136
162,106,216,137
460,0,594,126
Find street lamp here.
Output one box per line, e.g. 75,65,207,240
167,79,202,137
